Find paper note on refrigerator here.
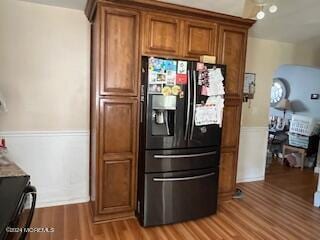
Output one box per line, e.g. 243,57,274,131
195,105,219,126
166,70,176,86
201,68,225,96
195,96,225,127
177,61,187,74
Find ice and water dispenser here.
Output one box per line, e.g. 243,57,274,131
151,95,176,136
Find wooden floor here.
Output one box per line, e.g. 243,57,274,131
29,181,320,240
265,160,318,203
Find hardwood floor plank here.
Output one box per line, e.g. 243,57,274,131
64,204,81,240
239,182,320,239
29,182,320,240
265,161,318,203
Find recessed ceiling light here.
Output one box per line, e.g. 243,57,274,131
269,4,278,13
256,10,265,19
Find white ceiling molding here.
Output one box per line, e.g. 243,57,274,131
159,0,246,17
20,0,86,10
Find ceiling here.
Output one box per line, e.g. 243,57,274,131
21,0,86,10
249,0,320,45
21,0,320,46
159,0,246,17
160,0,320,47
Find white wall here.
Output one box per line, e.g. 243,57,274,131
237,37,320,183
237,127,268,182
270,65,320,121
0,0,90,131
315,176,320,207
0,0,90,207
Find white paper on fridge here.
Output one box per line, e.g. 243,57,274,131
166,70,176,86
206,96,225,127
177,61,188,74
195,104,220,126
206,68,225,96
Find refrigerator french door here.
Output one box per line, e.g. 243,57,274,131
137,56,226,227
142,58,225,150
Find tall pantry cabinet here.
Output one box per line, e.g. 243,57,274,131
86,0,255,223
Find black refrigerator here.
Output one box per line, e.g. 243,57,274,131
137,56,226,227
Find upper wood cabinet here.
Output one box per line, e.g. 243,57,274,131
100,6,140,96
218,25,247,99
183,20,217,58
142,13,182,56
142,13,218,59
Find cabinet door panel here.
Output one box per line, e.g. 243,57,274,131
100,98,138,158
218,26,247,98
143,13,181,56
98,98,138,215
184,20,217,58
101,160,133,213
100,7,139,96
221,102,241,148
219,151,237,194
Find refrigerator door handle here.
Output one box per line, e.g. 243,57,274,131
184,70,191,140
154,151,217,159
190,70,197,140
153,172,215,182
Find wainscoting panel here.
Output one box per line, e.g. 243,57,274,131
315,176,320,207
237,127,268,183
0,131,90,208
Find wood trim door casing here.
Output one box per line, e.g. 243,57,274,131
98,97,138,217
218,25,247,99
142,12,183,56
183,19,218,58
99,6,140,96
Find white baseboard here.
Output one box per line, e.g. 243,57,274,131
237,176,265,183
237,127,268,183
36,197,90,208
0,130,90,208
314,191,320,208
314,166,320,174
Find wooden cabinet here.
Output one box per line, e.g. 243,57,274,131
87,0,254,222
183,20,217,58
100,6,140,96
217,26,248,200
221,102,241,148
142,14,218,59
219,100,242,200
101,160,132,212
218,150,238,198
99,98,137,158
218,25,247,99
142,13,182,56
96,97,138,220
90,3,140,223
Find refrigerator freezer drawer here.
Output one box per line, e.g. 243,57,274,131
145,147,220,173
140,168,218,227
